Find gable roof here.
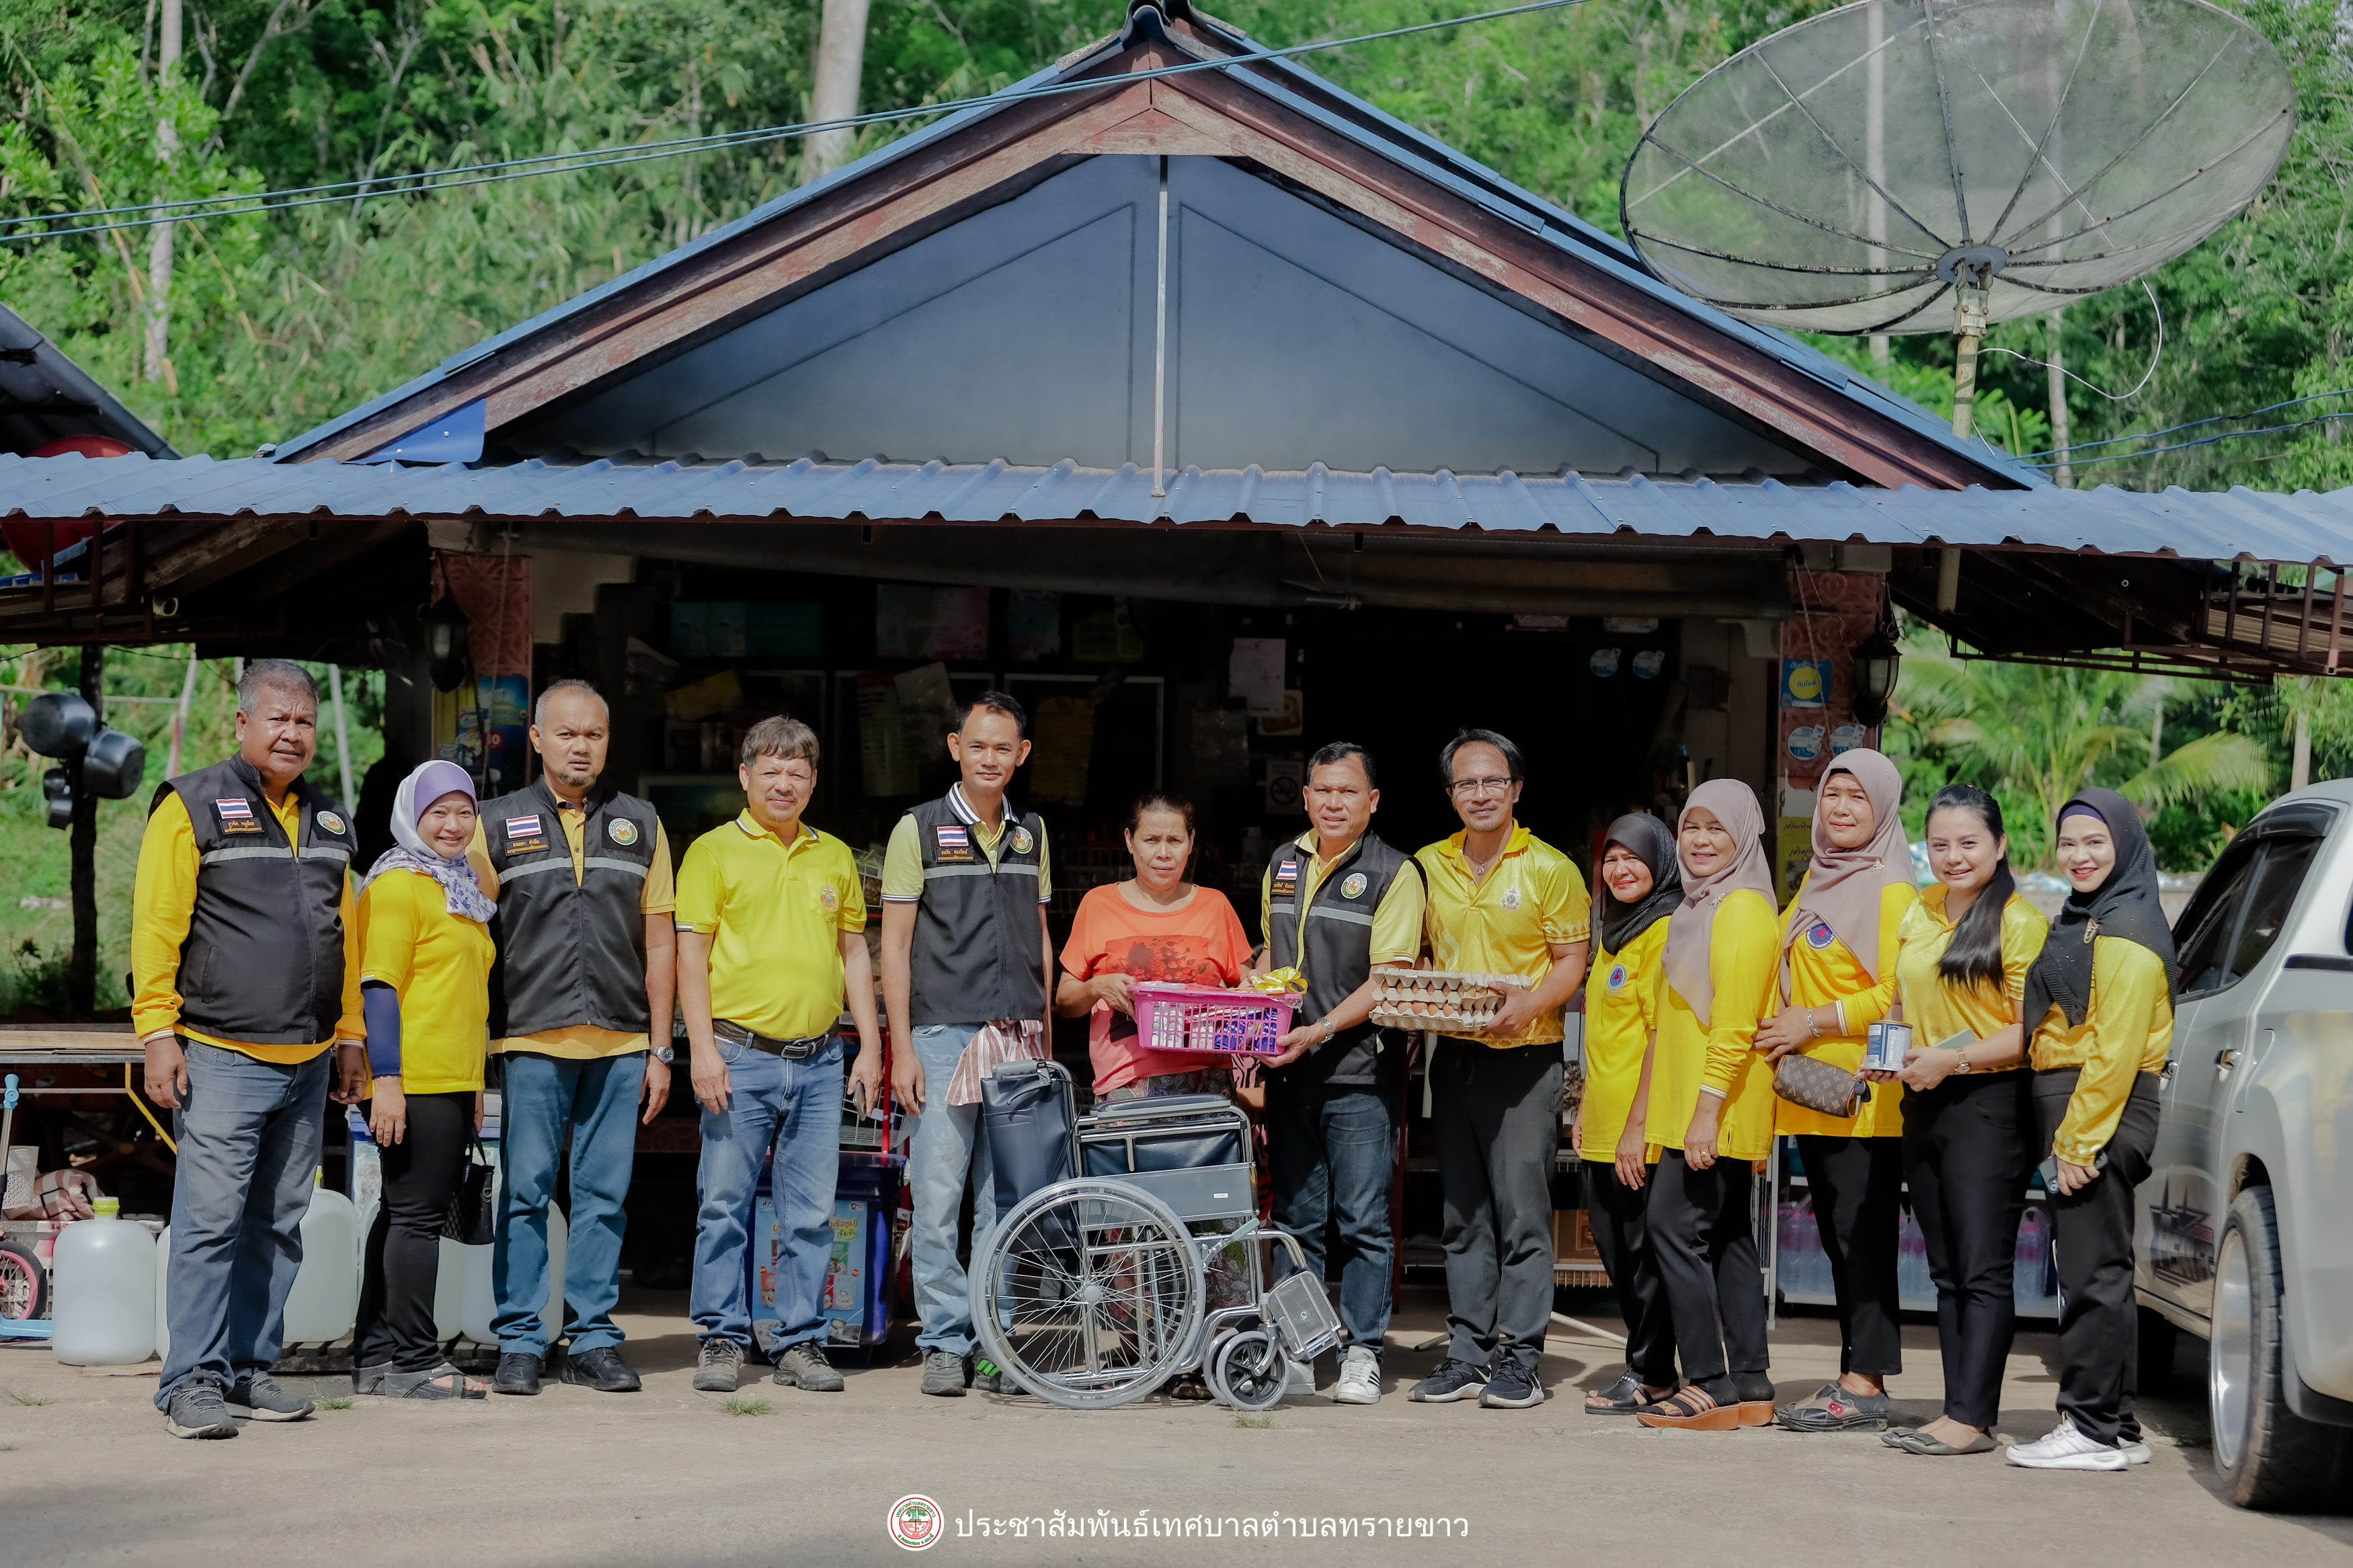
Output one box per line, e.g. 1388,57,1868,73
272,3,2037,491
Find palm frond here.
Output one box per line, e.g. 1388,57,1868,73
2118,732,2275,809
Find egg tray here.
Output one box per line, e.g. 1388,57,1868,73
1367,968,1530,1035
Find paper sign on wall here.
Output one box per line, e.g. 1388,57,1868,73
1229,637,1287,716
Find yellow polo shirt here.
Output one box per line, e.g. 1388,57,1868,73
677,813,866,1040
1774,879,1918,1139
1583,917,1667,1157
1414,824,1591,1047
358,868,496,1095
2030,937,2173,1167
1890,886,2049,1073
1647,888,1781,1162
466,802,676,1060
1256,829,1427,970
130,789,364,1063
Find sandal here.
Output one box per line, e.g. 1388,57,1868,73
1585,1374,1677,1413
1890,1428,1997,1455
1776,1385,1892,1433
380,1364,488,1401
1634,1386,1742,1432
352,1362,393,1396
1164,1374,1215,1403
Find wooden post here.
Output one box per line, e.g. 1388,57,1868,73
802,0,872,183
67,645,104,1017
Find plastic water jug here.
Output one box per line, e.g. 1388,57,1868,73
283,1171,360,1344
461,1240,497,1346
2016,1206,2053,1305
434,1237,468,1342
154,1223,171,1366
52,1198,157,1366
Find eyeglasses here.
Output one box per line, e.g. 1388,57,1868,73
1447,776,1516,798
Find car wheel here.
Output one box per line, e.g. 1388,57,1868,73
2208,1186,2353,1510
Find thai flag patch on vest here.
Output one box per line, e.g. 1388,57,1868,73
1272,857,1300,898
934,823,973,863
214,797,260,833
507,815,543,840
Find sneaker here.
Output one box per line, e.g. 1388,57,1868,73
2119,1436,2153,1466
226,1371,314,1422
163,1384,240,1440
692,1339,744,1393
1408,1357,1490,1403
1479,1361,1546,1409
773,1342,846,1392
970,1357,1006,1395
2006,1415,2128,1471
1332,1346,1382,1405
491,1352,543,1396
558,1345,642,1393
921,1349,969,1397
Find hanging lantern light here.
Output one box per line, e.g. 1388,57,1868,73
425,591,472,692
1851,619,1903,728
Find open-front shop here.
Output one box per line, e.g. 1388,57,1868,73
5,1,2348,1352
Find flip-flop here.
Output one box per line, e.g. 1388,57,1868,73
1890,1429,1997,1455
1584,1374,1657,1413
1634,1387,1741,1432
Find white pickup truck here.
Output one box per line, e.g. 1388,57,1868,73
2135,780,2353,1509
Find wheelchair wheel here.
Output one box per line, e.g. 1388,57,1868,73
1206,1327,1286,1412
970,1178,1202,1409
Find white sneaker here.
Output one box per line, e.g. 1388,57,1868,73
1332,1346,1382,1405
1284,1357,1316,1397
2118,1436,2153,1465
2005,1415,2128,1471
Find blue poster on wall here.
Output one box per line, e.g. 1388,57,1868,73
1780,658,1831,708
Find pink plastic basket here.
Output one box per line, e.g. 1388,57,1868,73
1129,983,1298,1056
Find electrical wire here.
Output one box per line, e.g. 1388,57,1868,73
2022,407,2353,470
0,0,1585,245
1980,280,2164,405
2020,383,2353,461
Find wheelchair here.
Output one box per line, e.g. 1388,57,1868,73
967,1061,1344,1411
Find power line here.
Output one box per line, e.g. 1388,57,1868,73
2022,407,2353,471
2021,384,2353,460
0,0,1585,245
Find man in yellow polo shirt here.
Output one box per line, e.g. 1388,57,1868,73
467,679,676,1397
131,659,368,1438
677,717,880,1396
1408,729,1590,1412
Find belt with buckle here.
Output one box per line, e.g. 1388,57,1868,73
714,1020,832,1059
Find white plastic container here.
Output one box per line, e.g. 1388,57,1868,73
283,1171,360,1345
52,1198,157,1366
154,1223,171,1366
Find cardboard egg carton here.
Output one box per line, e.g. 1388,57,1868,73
1368,968,1529,1034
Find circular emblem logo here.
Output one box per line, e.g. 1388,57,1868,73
820,885,839,911
608,819,639,847
1341,872,1367,900
1607,962,1628,993
887,1495,943,1552
1011,826,1034,854
316,811,346,834
1501,886,1522,911
1807,919,1836,950
1787,662,1825,703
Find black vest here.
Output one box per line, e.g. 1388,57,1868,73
478,782,660,1040
905,794,1047,1028
1265,832,1418,1089
157,757,357,1045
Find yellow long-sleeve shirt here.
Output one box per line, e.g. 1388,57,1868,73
1890,886,2049,1071
358,868,495,1095
2030,936,2173,1167
1646,888,1780,1162
1583,917,1667,1157
1774,879,1918,1139
131,790,364,1062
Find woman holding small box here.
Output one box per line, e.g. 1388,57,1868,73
1882,784,2048,1456
1753,751,1918,1434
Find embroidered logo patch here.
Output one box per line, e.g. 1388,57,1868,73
934,824,974,864
1501,886,1522,911
1807,919,1837,950
316,810,346,835
820,884,839,911
214,798,261,834
1010,825,1034,855
1272,858,1301,898
508,815,544,841
1341,872,1367,900
608,819,639,847
1607,962,1628,993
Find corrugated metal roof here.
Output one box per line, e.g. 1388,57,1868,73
1,452,2338,563
0,304,175,459
265,10,2037,488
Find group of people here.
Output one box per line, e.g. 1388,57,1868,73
126,661,2171,1471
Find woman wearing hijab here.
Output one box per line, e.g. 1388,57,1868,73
352,760,498,1400
2005,788,2175,1472
1753,750,1918,1433
1572,813,1682,1413
1633,780,1782,1430
1882,784,2049,1456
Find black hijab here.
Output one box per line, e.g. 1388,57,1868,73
2021,786,2180,1030
1599,813,1684,954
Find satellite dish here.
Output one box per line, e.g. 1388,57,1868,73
1620,0,2293,434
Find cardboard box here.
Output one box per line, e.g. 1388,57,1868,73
1554,1209,1601,1264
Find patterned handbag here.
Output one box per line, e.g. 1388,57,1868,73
1772,1054,1872,1120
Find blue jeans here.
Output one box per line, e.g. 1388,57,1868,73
1266,1079,1396,1358
905,1023,991,1356
491,1050,646,1356
156,1042,331,1407
690,1038,842,1351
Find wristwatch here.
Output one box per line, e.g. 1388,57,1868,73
1318,1018,1337,1046
653,1045,676,1065
1950,1049,1972,1075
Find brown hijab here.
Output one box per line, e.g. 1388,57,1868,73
1782,749,1912,985
1662,779,1777,1027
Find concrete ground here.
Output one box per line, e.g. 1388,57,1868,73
3,1284,2348,1567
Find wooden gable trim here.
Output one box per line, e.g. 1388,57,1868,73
301,42,2007,490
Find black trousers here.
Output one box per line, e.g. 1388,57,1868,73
2036,1067,2161,1447
1794,1133,1905,1378
1903,1070,2034,1428
1429,1040,1561,1375
356,1091,474,1374
1583,1159,1675,1387
1646,1148,1770,1402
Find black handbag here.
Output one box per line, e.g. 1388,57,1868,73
441,1136,497,1246
1771,1054,1872,1120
